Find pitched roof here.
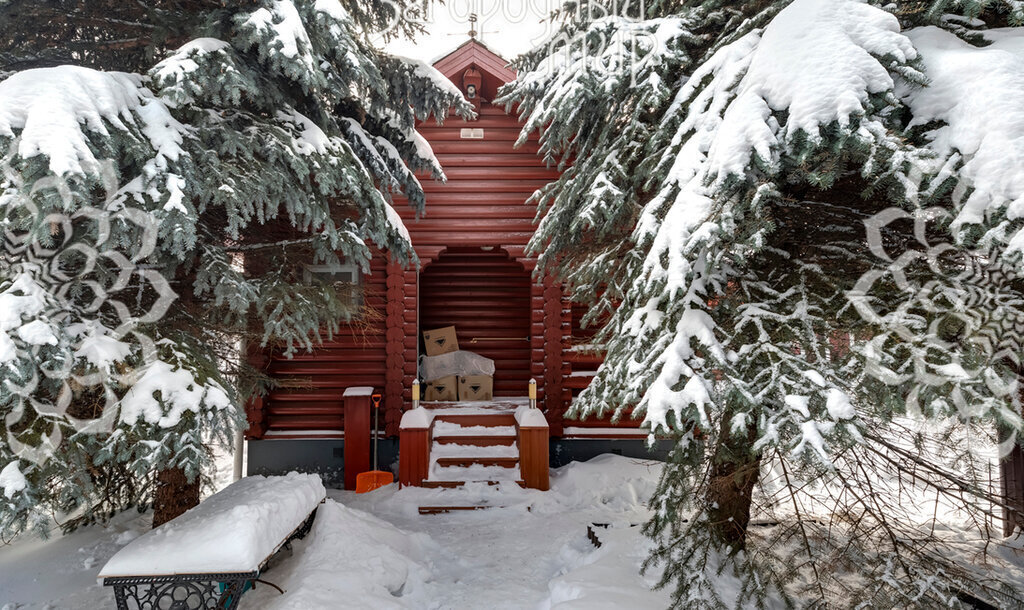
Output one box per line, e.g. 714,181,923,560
432,38,516,86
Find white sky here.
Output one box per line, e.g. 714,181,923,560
379,0,563,63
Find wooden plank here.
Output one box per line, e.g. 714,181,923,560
435,457,519,468
343,390,372,491
519,424,550,491
399,426,430,487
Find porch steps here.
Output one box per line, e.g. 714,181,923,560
435,456,519,468
421,480,526,489
433,435,517,446
431,413,516,427
418,406,524,514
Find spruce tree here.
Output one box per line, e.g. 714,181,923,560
0,0,470,536
502,0,1024,605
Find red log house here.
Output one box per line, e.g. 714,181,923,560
244,39,669,490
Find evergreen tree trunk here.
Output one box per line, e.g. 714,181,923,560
706,410,761,550
152,466,200,528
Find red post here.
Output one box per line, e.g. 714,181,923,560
399,426,430,487
343,387,373,490
518,412,550,491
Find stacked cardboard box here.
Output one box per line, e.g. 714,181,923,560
458,375,493,401
422,326,494,401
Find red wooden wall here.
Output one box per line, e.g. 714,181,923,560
419,247,532,396
247,40,638,440
258,256,388,433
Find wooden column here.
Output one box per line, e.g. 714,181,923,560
399,420,430,487
243,344,268,439
530,280,545,396
343,386,373,490
385,260,406,437
401,267,419,411
518,416,550,491
542,275,565,436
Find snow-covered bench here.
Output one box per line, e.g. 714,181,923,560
99,472,325,610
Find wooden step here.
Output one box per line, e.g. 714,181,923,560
435,456,519,468
432,435,517,447
421,480,526,488
418,505,496,515
432,413,516,427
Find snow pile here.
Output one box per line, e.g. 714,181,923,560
542,526,671,609
3,454,676,608
515,404,549,428
98,473,325,577
0,65,184,177
537,454,662,514
246,458,669,608
0,461,27,499
903,26,1024,250
399,406,432,429
246,500,439,609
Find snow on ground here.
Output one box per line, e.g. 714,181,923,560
242,454,668,609
0,454,667,609
0,441,242,610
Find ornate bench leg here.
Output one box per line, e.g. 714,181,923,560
105,573,257,610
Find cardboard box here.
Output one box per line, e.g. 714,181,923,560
423,326,459,356
424,375,458,401
458,375,493,401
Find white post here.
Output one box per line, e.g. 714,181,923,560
529,378,537,409
232,429,244,481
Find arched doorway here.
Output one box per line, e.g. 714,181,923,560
419,247,532,396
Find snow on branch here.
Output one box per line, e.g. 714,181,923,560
0,66,184,178
903,26,1024,251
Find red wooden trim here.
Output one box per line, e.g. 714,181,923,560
385,259,406,436
518,424,550,491
343,390,372,490
243,343,269,439
399,426,430,487
543,276,565,436
433,39,516,84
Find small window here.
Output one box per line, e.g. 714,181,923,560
303,262,359,285
304,262,362,309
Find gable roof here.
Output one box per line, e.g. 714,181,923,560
432,39,516,86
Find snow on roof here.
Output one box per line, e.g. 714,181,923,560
98,473,325,578
0,66,184,178
430,37,509,66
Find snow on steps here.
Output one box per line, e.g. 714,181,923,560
430,442,519,459
401,398,548,512
422,406,525,513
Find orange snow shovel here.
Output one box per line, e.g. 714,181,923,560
356,393,393,493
